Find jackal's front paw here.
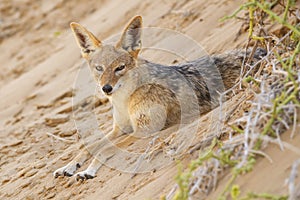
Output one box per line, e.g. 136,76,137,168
53,163,81,178
75,169,96,181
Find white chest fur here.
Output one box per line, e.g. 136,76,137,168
110,90,133,134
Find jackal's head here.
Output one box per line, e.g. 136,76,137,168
70,16,142,96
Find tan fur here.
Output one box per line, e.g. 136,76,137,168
54,16,265,180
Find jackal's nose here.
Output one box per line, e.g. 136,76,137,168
102,84,113,94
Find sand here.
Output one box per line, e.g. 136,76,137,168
0,0,299,199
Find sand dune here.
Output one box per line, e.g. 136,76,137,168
0,0,299,199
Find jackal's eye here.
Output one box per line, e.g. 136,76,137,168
115,64,126,72
95,64,103,72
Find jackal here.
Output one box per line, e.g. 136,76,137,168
54,16,265,180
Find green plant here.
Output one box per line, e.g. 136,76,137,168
168,0,300,199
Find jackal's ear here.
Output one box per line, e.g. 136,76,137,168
117,16,142,58
70,22,101,57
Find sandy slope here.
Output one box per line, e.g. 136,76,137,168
0,0,299,199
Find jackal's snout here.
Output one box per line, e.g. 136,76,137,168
102,84,113,95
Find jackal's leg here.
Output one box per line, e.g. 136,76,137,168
75,104,168,180
53,125,120,178
74,154,103,180
75,134,138,180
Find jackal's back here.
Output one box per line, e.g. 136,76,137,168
171,48,266,113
